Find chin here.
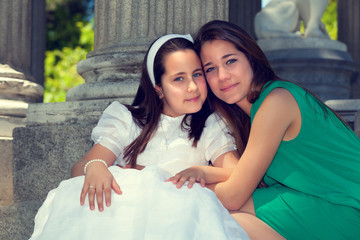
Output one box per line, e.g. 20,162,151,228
222,99,238,105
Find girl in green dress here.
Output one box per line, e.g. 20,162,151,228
170,20,360,239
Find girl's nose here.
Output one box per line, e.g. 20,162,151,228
218,67,230,82
188,79,198,92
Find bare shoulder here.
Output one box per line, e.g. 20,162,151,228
255,87,300,126
262,87,298,109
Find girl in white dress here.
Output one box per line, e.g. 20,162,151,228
29,34,250,240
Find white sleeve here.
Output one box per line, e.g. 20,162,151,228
91,101,134,157
203,114,237,164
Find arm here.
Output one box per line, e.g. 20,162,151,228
72,143,122,211
167,149,240,188
214,88,301,210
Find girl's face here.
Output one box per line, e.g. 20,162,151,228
200,39,254,107
156,49,207,117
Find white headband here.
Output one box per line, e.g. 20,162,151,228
146,34,194,87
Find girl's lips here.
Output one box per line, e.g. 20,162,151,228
186,96,200,102
221,83,238,92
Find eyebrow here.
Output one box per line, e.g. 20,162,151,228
169,67,203,77
193,68,203,73
203,53,237,68
170,72,185,78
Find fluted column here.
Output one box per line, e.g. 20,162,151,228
229,0,261,39
67,0,228,102
0,0,45,206
0,0,44,105
0,0,45,134
338,0,360,98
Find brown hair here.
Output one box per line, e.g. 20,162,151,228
123,37,212,167
194,20,281,153
194,20,350,152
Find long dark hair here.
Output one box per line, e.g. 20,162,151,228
123,37,212,167
194,20,280,154
194,20,350,152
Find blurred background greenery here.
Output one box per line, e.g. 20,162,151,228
44,0,94,102
44,0,337,103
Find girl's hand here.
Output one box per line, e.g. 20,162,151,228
80,163,122,211
167,166,206,189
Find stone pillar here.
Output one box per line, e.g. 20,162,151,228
0,0,45,206
338,0,360,99
228,0,261,39
0,1,45,240
258,38,356,101
67,0,228,102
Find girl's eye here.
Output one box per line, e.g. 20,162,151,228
174,77,183,82
226,59,237,65
205,67,215,73
193,72,202,78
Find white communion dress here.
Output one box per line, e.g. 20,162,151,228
29,101,250,240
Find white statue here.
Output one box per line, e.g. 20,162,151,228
255,0,329,39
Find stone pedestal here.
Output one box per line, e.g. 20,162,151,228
325,99,360,137
338,0,360,98
258,38,357,101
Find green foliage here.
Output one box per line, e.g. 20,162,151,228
298,0,337,40
44,0,94,103
46,0,93,50
44,20,93,103
322,0,337,40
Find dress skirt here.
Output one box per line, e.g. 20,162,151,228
30,166,249,240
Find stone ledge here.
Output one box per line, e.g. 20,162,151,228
12,124,94,202
258,38,347,52
0,138,13,205
326,99,360,137
0,201,42,240
26,99,120,127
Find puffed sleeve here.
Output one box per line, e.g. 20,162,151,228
203,114,237,164
91,101,136,158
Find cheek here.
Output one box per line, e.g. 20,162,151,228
206,77,218,92
197,78,208,95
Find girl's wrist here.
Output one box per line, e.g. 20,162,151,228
83,159,108,175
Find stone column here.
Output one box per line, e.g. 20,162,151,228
0,1,45,239
0,0,45,206
67,0,228,102
338,0,360,99
228,0,261,39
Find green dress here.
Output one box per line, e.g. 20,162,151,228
251,81,360,239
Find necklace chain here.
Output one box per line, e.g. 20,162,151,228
160,123,170,150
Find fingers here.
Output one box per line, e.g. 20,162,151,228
95,186,104,212
197,176,206,188
80,184,108,211
167,172,206,189
112,178,122,195
80,184,89,206
103,179,122,208
88,186,97,210
186,176,196,188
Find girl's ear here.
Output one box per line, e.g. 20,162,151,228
155,85,164,99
